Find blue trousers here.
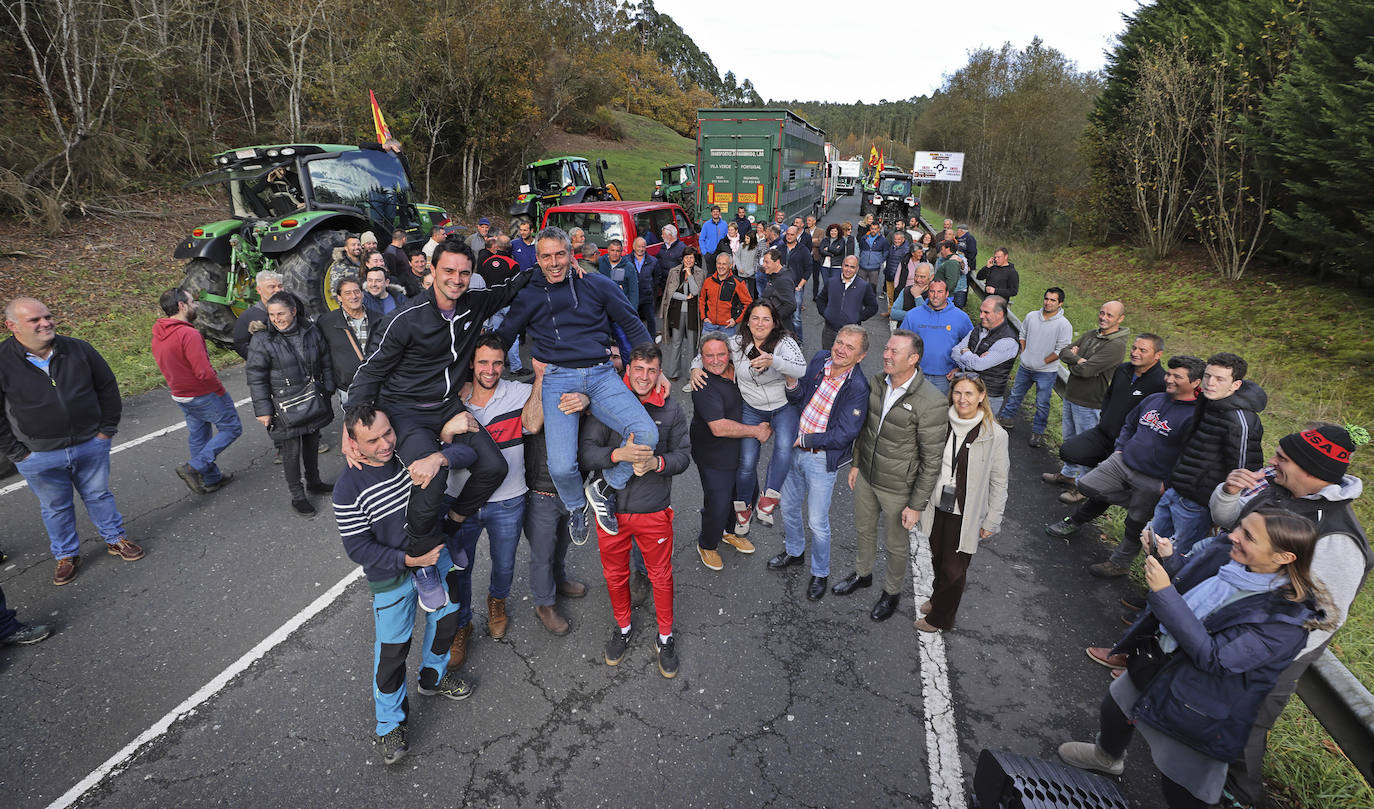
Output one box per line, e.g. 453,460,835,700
447,494,525,626
1151,488,1214,553
15,435,124,559
781,450,838,577
371,546,461,736
737,402,799,501
175,391,243,485
997,366,1058,434
1059,402,1101,478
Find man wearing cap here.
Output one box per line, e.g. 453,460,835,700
1209,425,1369,808
468,218,492,255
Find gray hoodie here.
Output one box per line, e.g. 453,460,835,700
1017,308,1074,373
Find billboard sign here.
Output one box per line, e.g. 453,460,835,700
912,151,964,182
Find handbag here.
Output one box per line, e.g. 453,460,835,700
1125,634,1173,690
271,337,329,428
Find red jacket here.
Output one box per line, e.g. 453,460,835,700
151,318,225,397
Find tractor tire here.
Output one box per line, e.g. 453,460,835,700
278,228,347,320
179,258,238,347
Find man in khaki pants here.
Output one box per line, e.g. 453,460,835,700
832,329,947,620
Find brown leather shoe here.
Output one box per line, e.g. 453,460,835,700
913,618,941,633
446,623,472,670
1042,472,1076,486
919,600,933,615
106,538,144,561
1086,646,1128,669
487,595,508,639
53,556,80,586
535,604,570,636
556,579,587,598
1059,487,1088,505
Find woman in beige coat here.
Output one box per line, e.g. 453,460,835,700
915,372,1009,633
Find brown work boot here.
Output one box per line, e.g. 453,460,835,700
106,537,144,561
446,623,472,671
487,595,508,639
53,555,80,586
535,604,570,636
556,579,588,598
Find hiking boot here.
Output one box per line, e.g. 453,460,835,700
1028,433,1045,449
721,533,755,554
535,604,570,635
1,623,53,646
413,566,449,613
732,500,753,535
698,546,724,571
605,625,634,666
292,498,316,516
106,538,144,562
176,463,207,494
997,417,1015,431
1089,560,1130,579
446,623,472,670
306,479,334,494
656,635,679,678
377,724,408,765
52,556,80,586
202,472,234,493
1044,518,1082,539
416,670,474,701
1057,740,1125,776
755,489,781,526
1042,472,1076,486
487,595,508,639
629,570,651,606
556,579,588,598
568,509,590,546
1059,487,1087,505
583,476,619,535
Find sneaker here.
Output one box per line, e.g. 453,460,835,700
413,565,449,613
568,508,590,547
997,417,1015,431
1,623,53,646
732,500,753,535
721,533,755,554
1044,518,1082,539
1089,560,1130,579
698,546,724,571
176,463,207,494
1028,433,1044,449
755,489,781,526
273,448,282,464
416,670,474,701
583,477,619,535
52,556,80,586
292,498,316,516
1057,740,1125,776
656,635,679,678
106,538,144,561
605,626,634,666
317,442,330,454
377,724,408,765
202,472,234,493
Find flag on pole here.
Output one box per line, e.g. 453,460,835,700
868,145,879,167
876,148,885,176
369,90,392,145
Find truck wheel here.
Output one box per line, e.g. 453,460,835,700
278,229,347,319
179,258,238,346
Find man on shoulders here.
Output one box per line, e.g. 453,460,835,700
898,278,971,395
949,296,1019,416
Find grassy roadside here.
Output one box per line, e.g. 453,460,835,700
932,206,1374,807
538,110,695,202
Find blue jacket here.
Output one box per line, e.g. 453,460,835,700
628,253,658,309
858,232,889,271
883,241,913,282
787,351,871,472
1116,392,1198,480
596,255,639,309
1112,540,1322,762
498,269,651,368
699,218,728,255
816,274,879,332
899,301,973,377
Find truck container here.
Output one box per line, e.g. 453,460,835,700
834,160,862,195
695,108,826,226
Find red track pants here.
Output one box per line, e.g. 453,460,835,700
596,508,675,636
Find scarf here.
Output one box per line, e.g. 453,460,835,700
1158,561,1288,653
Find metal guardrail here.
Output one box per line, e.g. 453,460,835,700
939,213,1374,790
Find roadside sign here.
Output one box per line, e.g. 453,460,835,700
913,151,964,182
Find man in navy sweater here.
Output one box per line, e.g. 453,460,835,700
497,226,659,546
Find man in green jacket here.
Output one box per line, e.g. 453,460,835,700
1048,300,1130,482
831,329,948,621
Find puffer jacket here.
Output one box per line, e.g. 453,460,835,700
1167,380,1267,505
246,318,336,440
852,370,948,510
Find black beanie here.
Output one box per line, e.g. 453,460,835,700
1278,426,1355,483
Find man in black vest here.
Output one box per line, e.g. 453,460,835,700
949,296,1019,415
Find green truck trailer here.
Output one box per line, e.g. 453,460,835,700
695,109,826,226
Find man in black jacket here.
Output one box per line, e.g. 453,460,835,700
755,248,797,327
580,343,690,678
232,270,284,359
816,255,879,353
0,298,142,585
316,275,381,407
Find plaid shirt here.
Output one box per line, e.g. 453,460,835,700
798,360,853,435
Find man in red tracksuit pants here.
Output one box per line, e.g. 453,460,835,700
579,343,690,678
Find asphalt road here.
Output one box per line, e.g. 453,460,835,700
1,195,1163,808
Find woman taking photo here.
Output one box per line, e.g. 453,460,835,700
658,246,705,381
246,292,336,515
689,300,806,534
914,372,1008,633
1058,510,1332,809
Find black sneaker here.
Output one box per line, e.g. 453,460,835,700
292,498,316,516
1,623,53,646
306,480,334,494
416,670,474,701
1044,518,1081,539
377,724,408,765
605,626,634,666
569,508,590,547
656,635,679,679
584,477,619,535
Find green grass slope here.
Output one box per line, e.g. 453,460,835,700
538,111,696,202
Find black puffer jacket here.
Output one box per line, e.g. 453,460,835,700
1168,379,1266,505
246,318,336,440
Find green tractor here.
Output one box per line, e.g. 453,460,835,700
508,156,621,226
173,143,450,345
650,163,697,209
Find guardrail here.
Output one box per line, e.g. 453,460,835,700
935,213,1374,790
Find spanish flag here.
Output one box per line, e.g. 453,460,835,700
876,148,885,175
868,145,879,167
369,90,392,145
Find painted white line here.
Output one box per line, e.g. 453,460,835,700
0,396,253,498
910,526,968,809
44,566,364,809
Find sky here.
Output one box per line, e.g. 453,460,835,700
649,0,1150,103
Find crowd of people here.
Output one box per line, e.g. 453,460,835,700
0,202,1367,809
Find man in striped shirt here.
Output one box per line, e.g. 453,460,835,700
333,404,481,766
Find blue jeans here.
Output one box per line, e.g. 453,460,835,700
780,450,838,577
448,494,525,621
1059,402,1101,478
701,324,734,345
371,545,460,736
737,402,799,501
792,288,805,342
15,435,124,559
175,391,243,485
542,362,657,511
997,366,1057,434
1151,488,1214,552
925,373,951,396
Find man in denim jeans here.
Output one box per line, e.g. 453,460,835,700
497,227,658,546
996,287,1073,448
152,288,244,494
0,298,143,586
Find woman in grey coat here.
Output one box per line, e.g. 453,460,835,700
658,247,705,381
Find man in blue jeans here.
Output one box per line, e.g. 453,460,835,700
152,288,244,493
0,297,143,586
497,226,659,546
996,287,1073,448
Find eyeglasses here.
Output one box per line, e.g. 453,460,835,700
950,372,981,381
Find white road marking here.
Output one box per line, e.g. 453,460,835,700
45,566,364,809
0,396,253,497
910,526,968,809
